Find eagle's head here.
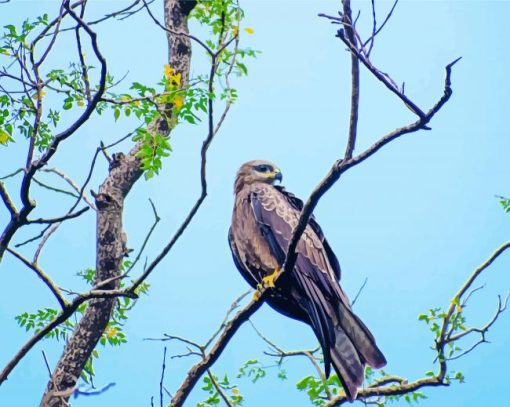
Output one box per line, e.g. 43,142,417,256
234,160,282,193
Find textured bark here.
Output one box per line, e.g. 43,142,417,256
39,1,194,405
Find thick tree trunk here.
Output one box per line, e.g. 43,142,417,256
39,1,195,405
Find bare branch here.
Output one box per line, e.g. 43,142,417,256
0,181,18,217
341,0,360,160
124,198,160,276
364,0,400,57
6,247,67,309
26,206,90,225
42,168,96,209
351,277,368,307
160,347,167,407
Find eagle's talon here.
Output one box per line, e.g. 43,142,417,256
261,267,281,289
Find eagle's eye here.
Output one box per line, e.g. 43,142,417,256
255,164,272,173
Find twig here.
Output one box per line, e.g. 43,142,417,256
160,347,167,407
26,206,89,224
207,370,233,407
446,294,509,360
124,198,160,276
43,167,96,209
33,222,60,263
41,350,52,377
32,177,80,199
351,277,368,307
364,0,400,57
6,247,67,309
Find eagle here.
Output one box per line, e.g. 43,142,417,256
228,160,386,401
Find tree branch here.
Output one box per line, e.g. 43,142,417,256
26,206,90,225
6,247,67,309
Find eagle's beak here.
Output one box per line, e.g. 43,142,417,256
273,170,282,183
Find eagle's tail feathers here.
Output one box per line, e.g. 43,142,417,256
329,327,364,401
336,301,387,369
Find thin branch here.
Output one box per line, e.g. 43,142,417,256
0,182,18,217
364,0,400,57
0,168,23,180
6,247,67,309
32,177,80,199
249,320,329,398
0,286,136,385
160,347,167,407
33,222,60,263
207,370,233,407
124,198,160,276
438,241,510,351
142,0,212,56
26,206,89,225
446,294,509,359
351,277,368,307
43,167,96,209
170,295,265,407
341,0,360,160
42,350,52,377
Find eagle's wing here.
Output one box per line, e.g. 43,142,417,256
274,185,342,281
249,184,386,400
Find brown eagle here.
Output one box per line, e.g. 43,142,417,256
228,160,386,400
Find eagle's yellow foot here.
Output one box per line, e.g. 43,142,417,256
262,267,281,289
253,268,281,301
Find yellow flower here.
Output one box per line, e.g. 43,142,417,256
173,95,184,109
164,64,174,78
77,100,85,107
232,388,239,394
171,72,181,87
106,327,118,338
232,26,239,37
244,27,254,34
0,130,9,145
31,89,47,100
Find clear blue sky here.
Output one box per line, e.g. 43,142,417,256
1,1,509,406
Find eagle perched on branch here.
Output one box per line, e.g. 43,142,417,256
228,160,386,400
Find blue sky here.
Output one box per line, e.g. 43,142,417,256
1,0,509,406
